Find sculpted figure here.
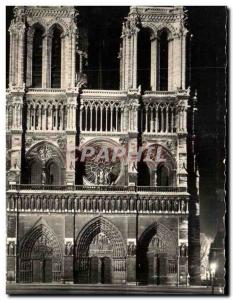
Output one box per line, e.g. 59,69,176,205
130,197,135,211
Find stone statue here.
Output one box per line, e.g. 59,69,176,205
41,170,46,185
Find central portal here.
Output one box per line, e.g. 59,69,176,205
89,233,113,284
75,217,126,284
32,259,52,283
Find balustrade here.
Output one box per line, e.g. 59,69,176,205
26,101,66,131
8,184,187,193
80,99,122,133
139,102,176,133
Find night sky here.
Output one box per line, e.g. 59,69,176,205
6,6,227,239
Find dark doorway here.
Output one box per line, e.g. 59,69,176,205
90,256,99,283
32,259,52,283
88,256,112,284
101,257,112,283
157,165,169,186
46,161,60,185
137,161,150,186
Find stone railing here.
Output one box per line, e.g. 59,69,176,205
7,184,187,194
143,90,177,97
143,89,189,98
82,89,127,97
27,88,66,94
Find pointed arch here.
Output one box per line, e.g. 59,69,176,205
137,222,178,285
76,216,127,258
26,141,65,168
139,143,177,187
75,216,127,284
156,26,173,40
47,22,65,36
19,220,62,283
25,141,65,185
20,223,62,260
26,23,45,87
138,222,177,257
49,24,63,88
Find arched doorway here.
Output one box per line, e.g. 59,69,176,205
137,222,177,285
157,165,170,186
46,160,61,185
138,144,176,187
19,223,62,283
75,217,126,284
30,160,43,184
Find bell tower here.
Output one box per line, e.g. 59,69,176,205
119,6,187,91
6,6,83,186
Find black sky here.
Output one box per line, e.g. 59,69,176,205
6,6,227,239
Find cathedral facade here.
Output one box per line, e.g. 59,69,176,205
6,6,200,287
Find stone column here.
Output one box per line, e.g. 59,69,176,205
124,35,130,90
9,23,22,87
150,36,157,91
61,34,65,88
9,30,14,85
168,38,174,90
70,30,76,87
181,33,187,89
17,25,25,87
66,88,79,185
155,107,158,133
127,91,140,186
121,38,126,89
132,31,138,89
42,33,51,88
26,32,33,87
42,106,46,130
173,36,182,89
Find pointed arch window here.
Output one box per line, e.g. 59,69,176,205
157,30,169,91
137,27,151,91
32,26,44,87
51,26,62,88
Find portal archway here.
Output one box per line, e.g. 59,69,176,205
19,223,62,283
137,222,177,285
26,142,65,185
138,144,176,186
75,217,127,284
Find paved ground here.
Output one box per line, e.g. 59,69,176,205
6,283,224,295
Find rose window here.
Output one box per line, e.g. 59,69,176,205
82,141,122,185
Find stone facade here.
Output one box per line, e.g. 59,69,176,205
6,6,200,287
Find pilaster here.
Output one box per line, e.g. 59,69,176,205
7,86,25,185
127,89,140,186
66,87,79,185
150,36,157,91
